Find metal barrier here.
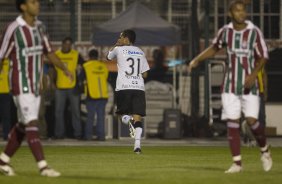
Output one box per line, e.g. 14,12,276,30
208,60,226,126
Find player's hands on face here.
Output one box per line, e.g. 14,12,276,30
115,38,124,46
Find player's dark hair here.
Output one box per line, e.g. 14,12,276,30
62,36,73,44
229,0,246,12
122,29,136,44
16,0,26,12
88,49,98,59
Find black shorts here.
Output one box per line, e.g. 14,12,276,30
115,90,146,116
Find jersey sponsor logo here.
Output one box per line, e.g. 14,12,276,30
121,84,144,89
227,48,249,57
22,45,43,57
122,49,143,56
125,75,141,80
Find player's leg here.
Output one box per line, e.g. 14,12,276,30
20,94,60,177
241,120,256,146
221,93,242,173
0,96,26,176
131,114,143,154
121,114,136,138
131,90,146,154
0,123,25,176
243,94,272,172
115,90,134,136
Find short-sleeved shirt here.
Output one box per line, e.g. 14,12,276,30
212,20,268,95
0,16,52,96
107,45,150,91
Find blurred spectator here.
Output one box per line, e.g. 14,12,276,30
54,37,84,139
40,64,56,139
82,49,109,141
146,49,168,83
0,59,12,140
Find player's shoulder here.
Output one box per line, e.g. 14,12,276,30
3,19,20,33
132,45,144,52
248,22,263,34
35,19,48,33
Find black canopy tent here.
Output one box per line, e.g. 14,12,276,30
91,1,181,46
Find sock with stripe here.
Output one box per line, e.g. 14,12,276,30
0,124,25,165
250,121,267,151
227,122,241,166
26,126,45,162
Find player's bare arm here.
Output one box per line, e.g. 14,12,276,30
142,71,148,79
46,52,74,81
244,58,266,89
187,45,219,73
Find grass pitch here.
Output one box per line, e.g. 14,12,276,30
0,146,281,184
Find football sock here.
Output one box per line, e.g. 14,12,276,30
227,122,241,166
0,153,10,165
38,160,48,171
121,115,132,124
26,126,45,162
133,121,143,149
250,121,267,151
0,124,25,165
134,128,142,149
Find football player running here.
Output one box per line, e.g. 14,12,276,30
107,30,150,154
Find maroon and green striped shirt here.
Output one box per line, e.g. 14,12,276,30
212,21,268,95
0,16,52,96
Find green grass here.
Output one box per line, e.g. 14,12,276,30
0,146,281,184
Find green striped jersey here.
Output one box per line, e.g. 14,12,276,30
212,20,268,95
0,16,52,95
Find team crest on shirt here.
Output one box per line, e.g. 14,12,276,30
122,50,128,55
241,40,248,49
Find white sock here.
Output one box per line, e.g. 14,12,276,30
134,128,142,149
0,152,10,164
121,115,132,125
38,160,48,170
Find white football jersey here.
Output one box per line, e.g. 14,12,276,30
107,45,150,91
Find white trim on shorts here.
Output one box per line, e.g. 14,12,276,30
221,93,260,120
13,93,41,124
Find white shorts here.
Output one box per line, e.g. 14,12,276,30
13,93,41,124
221,93,260,120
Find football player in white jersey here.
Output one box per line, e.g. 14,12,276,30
107,29,150,154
